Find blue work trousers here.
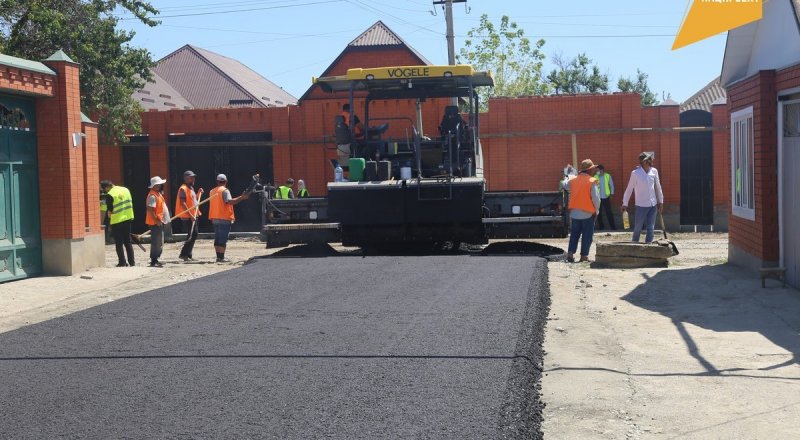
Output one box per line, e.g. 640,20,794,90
568,216,595,257
632,205,658,243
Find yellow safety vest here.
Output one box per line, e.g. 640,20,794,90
107,186,134,225
275,185,293,199
601,172,612,198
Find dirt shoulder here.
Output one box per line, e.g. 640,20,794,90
540,232,800,439
0,238,272,334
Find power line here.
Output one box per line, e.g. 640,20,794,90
459,33,678,39
155,0,294,12
509,21,677,29
462,12,680,19
344,0,443,36
161,23,361,37
118,0,345,20
204,30,356,48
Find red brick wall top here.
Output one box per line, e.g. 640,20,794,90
0,65,55,97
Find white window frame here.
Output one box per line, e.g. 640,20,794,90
731,106,755,221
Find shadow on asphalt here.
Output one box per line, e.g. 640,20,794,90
621,264,800,374
261,242,566,260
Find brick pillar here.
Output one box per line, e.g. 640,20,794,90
37,51,104,275
712,102,730,231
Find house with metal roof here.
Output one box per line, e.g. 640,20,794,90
300,21,432,101
133,44,298,110
720,0,800,286
680,77,726,113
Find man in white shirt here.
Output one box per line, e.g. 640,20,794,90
621,152,664,243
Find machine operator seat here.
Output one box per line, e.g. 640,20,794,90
366,123,389,140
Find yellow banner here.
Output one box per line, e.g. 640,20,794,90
673,0,764,50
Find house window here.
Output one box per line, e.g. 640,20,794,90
731,106,755,220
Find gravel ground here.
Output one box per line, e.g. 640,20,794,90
0,252,551,439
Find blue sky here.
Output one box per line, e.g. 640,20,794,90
118,0,726,102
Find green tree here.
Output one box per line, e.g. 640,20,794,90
617,69,659,106
457,14,550,110
0,0,159,143
546,53,609,95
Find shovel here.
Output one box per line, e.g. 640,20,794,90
658,212,679,255
131,192,217,244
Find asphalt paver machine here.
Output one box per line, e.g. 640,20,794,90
262,65,566,248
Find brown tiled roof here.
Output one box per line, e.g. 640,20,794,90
680,77,727,112
299,21,432,101
348,21,431,65
149,45,297,109
134,70,193,111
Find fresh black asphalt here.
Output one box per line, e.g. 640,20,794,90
0,252,550,439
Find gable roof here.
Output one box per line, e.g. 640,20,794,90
189,45,297,107
146,44,297,109
299,21,432,101
134,70,194,111
348,20,431,65
680,77,727,112
721,0,800,87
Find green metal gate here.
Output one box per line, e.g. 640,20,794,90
0,94,41,282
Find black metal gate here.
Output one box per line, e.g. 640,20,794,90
680,110,713,225
168,132,273,233
122,142,151,234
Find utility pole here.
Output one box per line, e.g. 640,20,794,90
433,0,466,66
434,0,466,105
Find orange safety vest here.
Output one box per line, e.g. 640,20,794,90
342,110,364,140
145,190,166,226
175,184,199,219
568,173,598,214
209,185,235,222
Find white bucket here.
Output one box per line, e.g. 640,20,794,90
400,166,412,180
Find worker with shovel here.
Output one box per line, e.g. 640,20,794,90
145,176,170,267
176,170,203,262
209,174,250,263
621,152,664,244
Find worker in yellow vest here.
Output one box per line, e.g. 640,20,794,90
275,178,295,199
101,180,135,267
596,164,616,230
297,179,310,198
175,170,204,262
146,176,170,267
208,174,250,263
565,159,601,263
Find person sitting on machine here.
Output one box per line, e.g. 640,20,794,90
439,105,468,142
335,104,366,164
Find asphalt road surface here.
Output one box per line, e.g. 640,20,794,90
0,252,550,439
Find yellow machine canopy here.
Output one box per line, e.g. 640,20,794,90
313,65,494,97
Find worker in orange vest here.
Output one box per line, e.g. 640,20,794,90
146,176,170,267
208,174,250,263
175,170,204,262
565,159,601,263
342,103,365,142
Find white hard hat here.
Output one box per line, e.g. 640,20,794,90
216,174,227,182
148,176,166,188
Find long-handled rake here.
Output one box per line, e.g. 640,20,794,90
130,192,218,247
